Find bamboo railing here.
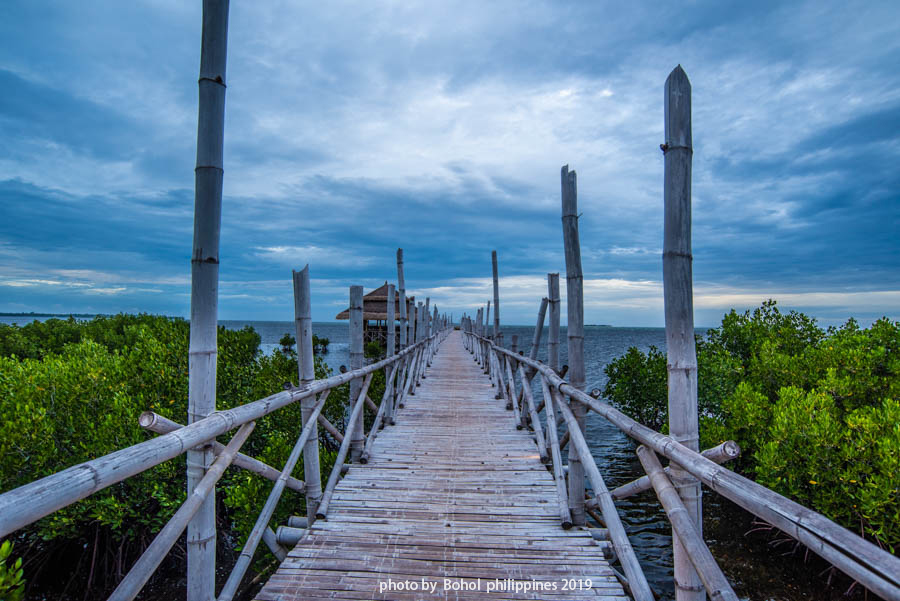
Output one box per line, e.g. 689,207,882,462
0,324,449,601
461,327,900,601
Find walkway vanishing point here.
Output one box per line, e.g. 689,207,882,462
257,331,627,600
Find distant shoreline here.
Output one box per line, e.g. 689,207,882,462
0,312,103,318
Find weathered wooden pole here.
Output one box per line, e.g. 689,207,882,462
385,284,396,423
293,266,321,524
547,273,560,373
386,284,396,356
485,301,491,338
424,297,431,339
349,286,365,462
396,249,407,349
530,297,548,361
491,250,501,344
663,64,703,601
561,165,586,527
187,2,229,598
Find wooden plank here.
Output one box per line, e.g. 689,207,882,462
256,331,627,600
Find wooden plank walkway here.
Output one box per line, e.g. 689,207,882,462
256,330,628,600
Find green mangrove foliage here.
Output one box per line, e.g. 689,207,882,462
603,301,900,551
0,314,348,594
0,541,25,601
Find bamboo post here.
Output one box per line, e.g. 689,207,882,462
293,266,321,523
491,250,501,344
187,2,228,597
386,284,396,356
397,249,407,349
424,297,431,368
561,165,586,527
518,364,547,462
484,302,491,373
531,298,549,362
636,446,739,601
385,284,396,424
547,273,560,373
349,286,365,462
538,375,572,528
663,64,703,601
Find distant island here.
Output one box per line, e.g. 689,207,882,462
0,312,102,318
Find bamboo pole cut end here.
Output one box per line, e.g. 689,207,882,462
139,411,159,429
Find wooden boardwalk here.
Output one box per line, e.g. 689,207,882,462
256,331,628,600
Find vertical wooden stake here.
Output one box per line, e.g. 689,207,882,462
385,283,396,423
530,297,549,362
561,165,586,527
386,284,396,356
547,274,560,373
396,249,406,349
349,286,364,461
492,250,501,344
188,2,228,598
663,64,703,601
293,266,321,524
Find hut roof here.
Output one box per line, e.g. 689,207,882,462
335,282,414,320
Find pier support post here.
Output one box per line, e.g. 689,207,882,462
492,250,502,345
187,1,229,598
349,286,365,462
547,274,560,373
561,165,586,527
385,284,396,423
397,249,407,349
293,266,321,523
663,65,703,601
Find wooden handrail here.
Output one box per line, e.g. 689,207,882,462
0,335,433,539
467,331,900,600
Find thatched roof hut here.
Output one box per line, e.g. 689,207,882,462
334,282,412,321
335,282,414,345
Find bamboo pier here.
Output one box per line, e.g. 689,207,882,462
257,331,627,600
1,4,899,600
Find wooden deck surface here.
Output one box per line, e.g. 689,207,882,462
256,331,628,600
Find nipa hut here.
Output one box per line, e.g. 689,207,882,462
335,282,413,345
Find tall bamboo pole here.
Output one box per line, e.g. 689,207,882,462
561,165,586,527
491,250,501,344
385,284,396,424
663,65,703,601
530,298,548,362
293,266,321,523
349,286,364,462
187,2,229,598
547,273,560,373
396,249,407,349
424,297,431,339
386,284,396,356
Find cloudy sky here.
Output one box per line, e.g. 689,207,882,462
1,1,898,326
